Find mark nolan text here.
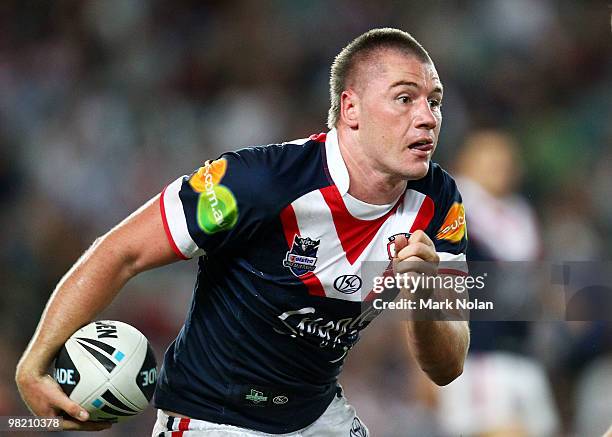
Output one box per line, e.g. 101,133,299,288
373,298,493,311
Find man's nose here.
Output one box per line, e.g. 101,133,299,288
415,99,437,130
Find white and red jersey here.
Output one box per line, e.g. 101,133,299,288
155,129,468,433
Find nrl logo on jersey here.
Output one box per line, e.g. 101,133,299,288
283,235,320,277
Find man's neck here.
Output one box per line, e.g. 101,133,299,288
336,127,407,205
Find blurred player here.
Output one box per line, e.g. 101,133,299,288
16,28,469,435
434,130,560,436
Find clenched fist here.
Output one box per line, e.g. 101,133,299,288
392,230,439,279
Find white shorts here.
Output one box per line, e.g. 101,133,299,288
152,394,369,437
437,352,559,436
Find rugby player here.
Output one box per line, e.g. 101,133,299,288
16,28,469,435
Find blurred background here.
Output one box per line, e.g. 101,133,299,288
0,0,610,436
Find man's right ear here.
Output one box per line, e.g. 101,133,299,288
340,89,359,129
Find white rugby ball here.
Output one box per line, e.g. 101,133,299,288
54,320,157,422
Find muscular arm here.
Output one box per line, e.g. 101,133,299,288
405,319,469,386
15,195,180,429
394,232,470,386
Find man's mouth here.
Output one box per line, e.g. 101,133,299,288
408,139,434,152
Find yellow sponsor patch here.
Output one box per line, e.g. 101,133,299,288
188,158,238,234
189,158,228,192
436,202,466,243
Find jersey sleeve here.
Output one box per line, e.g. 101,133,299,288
430,173,468,275
160,151,267,259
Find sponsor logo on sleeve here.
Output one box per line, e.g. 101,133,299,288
189,158,238,234
436,202,466,243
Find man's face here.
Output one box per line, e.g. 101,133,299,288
351,50,443,180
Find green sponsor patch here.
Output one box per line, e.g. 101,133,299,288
196,185,238,234
245,389,267,404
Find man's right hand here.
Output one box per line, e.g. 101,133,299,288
15,195,179,430
16,368,112,431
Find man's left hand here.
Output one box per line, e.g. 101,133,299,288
393,230,439,278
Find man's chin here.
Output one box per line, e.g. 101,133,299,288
402,161,430,180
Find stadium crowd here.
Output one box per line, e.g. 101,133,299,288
0,1,610,435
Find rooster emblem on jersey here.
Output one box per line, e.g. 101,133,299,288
283,235,320,277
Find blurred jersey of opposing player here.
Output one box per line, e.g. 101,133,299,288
434,130,560,437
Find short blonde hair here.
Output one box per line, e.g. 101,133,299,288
327,28,431,129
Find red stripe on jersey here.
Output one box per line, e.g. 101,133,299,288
301,272,326,296
309,132,327,142
279,204,300,248
320,185,403,265
178,418,190,431
160,186,189,261
171,432,183,437
409,195,435,232
279,204,326,297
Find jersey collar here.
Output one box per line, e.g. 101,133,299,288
325,128,350,196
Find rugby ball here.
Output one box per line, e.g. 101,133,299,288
53,320,157,422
